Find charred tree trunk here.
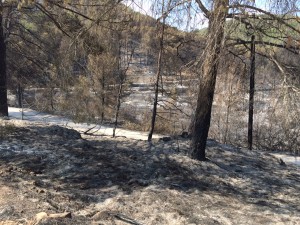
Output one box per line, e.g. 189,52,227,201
113,43,123,138
248,35,255,150
113,74,123,138
17,83,23,109
101,74,105,123
190,0,228,160
0,14,8,117
148,16,166,142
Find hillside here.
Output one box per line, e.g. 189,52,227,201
0,118,299,224
5,1,300,156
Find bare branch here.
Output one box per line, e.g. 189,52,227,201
227,38,299,54
229,4,300,35
35,3,71,38
195,0,210,18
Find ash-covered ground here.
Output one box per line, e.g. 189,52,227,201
0,121,299,225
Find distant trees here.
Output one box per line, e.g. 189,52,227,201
2,0,299,154
3,0,197,131
1,0,126,118
0,0,74,116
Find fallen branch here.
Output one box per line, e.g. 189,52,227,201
109,212,143,225
35,212,71,224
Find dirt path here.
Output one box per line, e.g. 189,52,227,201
0,123,299,224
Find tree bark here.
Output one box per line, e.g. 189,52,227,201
248,35,255,150
0,14,8,117
190,0,228,160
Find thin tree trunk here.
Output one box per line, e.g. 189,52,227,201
113,42,134,137
0,14,8,117
50,87,55,111
101,75,105,123
224,87,232,144
248,35,255,150
148,14,166,142
190,0,228,160
113,77,123,138
113,43,123,138
17,83,23,108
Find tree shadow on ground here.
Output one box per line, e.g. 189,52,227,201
0,125,299,222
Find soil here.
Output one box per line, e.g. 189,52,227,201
0,121,299,225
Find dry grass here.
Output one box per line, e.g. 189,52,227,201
0,120,16,139
0,122,299,224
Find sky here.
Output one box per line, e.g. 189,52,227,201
124,0,273,31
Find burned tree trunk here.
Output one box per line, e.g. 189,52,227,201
248,35,255,150
0,14,8,117
17,83,23,109
113,74,124,138
190,0,228,160
148,13,166,141
113,43,124,138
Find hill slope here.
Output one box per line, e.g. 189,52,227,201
0,119,299,224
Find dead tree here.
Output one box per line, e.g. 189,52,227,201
148,1,168,141
190,0,229,160
113,41,135,138
248,35,255,150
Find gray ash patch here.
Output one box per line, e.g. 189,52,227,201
0,122,299,224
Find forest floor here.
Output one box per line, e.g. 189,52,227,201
0,120,299,225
